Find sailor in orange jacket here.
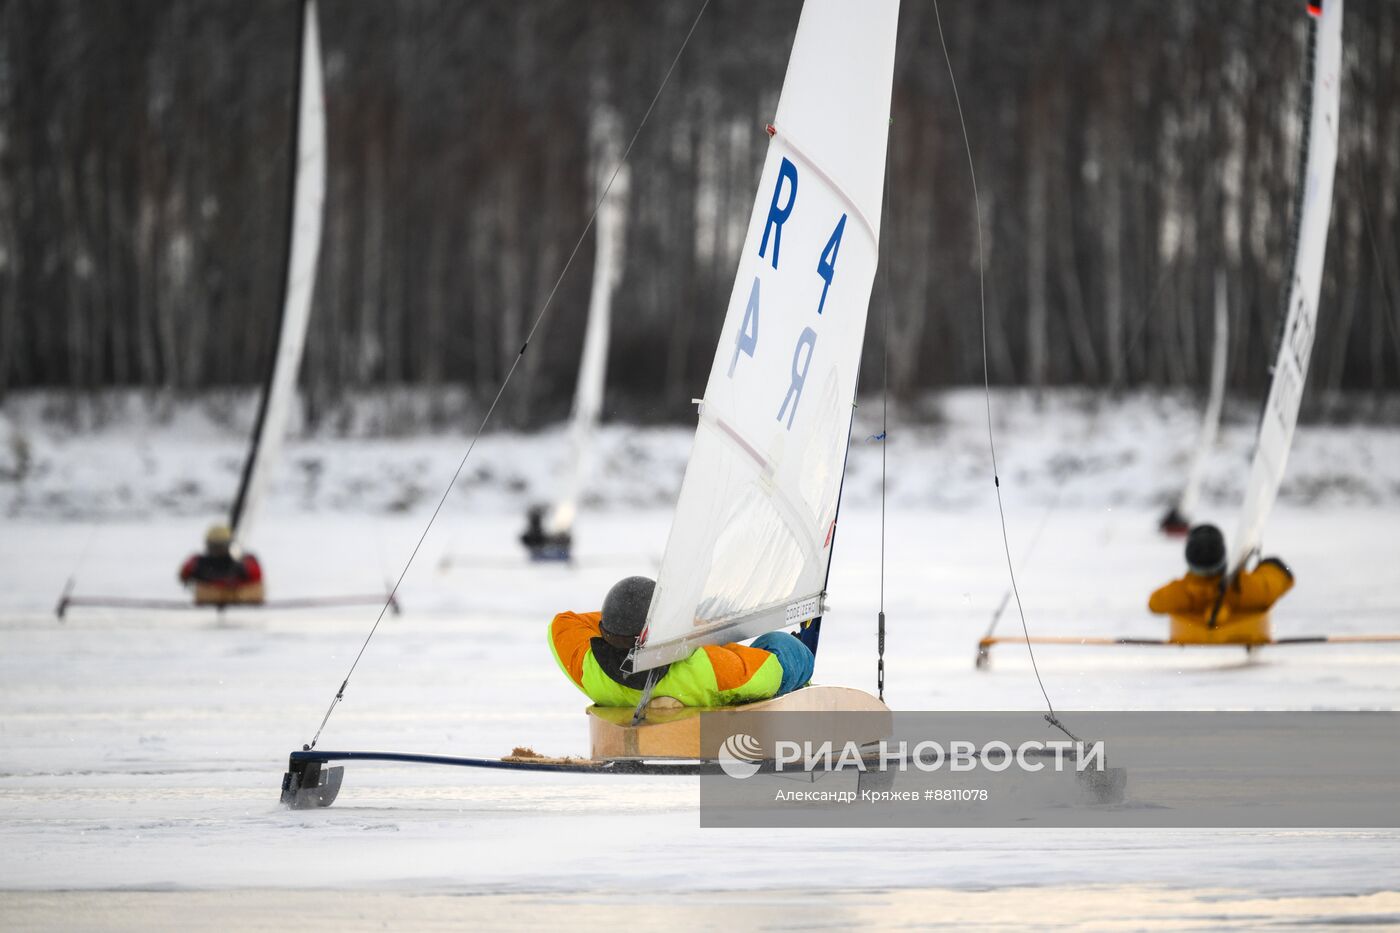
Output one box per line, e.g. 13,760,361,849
1148,524,1294,621
549,576,814,708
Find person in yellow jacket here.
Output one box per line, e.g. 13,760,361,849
1148,524,1294,622
549,576,814,708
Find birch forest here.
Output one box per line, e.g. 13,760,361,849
1,1,1397,426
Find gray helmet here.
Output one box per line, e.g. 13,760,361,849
601,576,655,640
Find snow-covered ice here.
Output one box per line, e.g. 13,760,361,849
2,391,1399,928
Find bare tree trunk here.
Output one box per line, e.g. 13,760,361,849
0,3,18,400
1098,81,1125,388
359,128,387,387
1025,81,1049,390
497,167,524,426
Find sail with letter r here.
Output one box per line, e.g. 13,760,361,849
632,0,899,672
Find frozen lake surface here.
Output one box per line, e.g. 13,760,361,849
2,500,1399,928
2,393,1399,927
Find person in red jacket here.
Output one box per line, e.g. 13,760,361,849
179,524,262,590
1148,524,1294,622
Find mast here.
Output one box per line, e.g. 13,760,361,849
631,0,899,672
1230,0,1342,571
547,120,629,538
1168,270,1230,528
229,0,327,548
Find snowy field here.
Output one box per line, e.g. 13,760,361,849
2,391,1399,929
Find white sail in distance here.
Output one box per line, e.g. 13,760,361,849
633,0,899,672
229,0,326,550
1176,270,1230,522
547,135,630,537
1231,0,1341,571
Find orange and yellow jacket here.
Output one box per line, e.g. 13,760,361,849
1147,558,1294,622
548,611,784,708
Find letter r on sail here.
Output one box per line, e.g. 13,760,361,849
777,327,817,429
759,157,799,269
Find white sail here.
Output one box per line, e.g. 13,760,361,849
547,149,630,536
1231,0,1341,571
1176,270,1230,522
230,0,326,550
633,0,899,671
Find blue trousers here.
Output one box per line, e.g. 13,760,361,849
751,631,815,697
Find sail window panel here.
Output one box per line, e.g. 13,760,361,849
697,481,807,624
797,367,845,529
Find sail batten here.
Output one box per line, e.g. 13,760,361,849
634,591,826,671
1230,0,1341,571
633,0,899,673
769,125,881,247
229,0,326,549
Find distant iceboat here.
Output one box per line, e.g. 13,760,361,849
522,145,630,564
980,0,1399,662
1159,271,1229,537
58,0,393,618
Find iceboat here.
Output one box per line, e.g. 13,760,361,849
56,0,396,619
980,0,1399,663
283,0,903,808
440,124,634,570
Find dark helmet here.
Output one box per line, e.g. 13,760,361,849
1185,524,1227,576
601,576,656,641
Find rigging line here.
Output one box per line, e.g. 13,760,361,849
979,483,1061,642
303,0,712,751
980,190,1190,638
931,0,1071,740
814,119,906,667
876,123,894,703
55,520,102,614
975,273,1169,646
1120,265,1174,386
980,259,1171,643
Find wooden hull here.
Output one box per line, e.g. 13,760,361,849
587,684,891,760
193,582,266,606
1168,611,1271,645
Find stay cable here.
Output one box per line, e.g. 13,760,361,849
303,0,712,751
